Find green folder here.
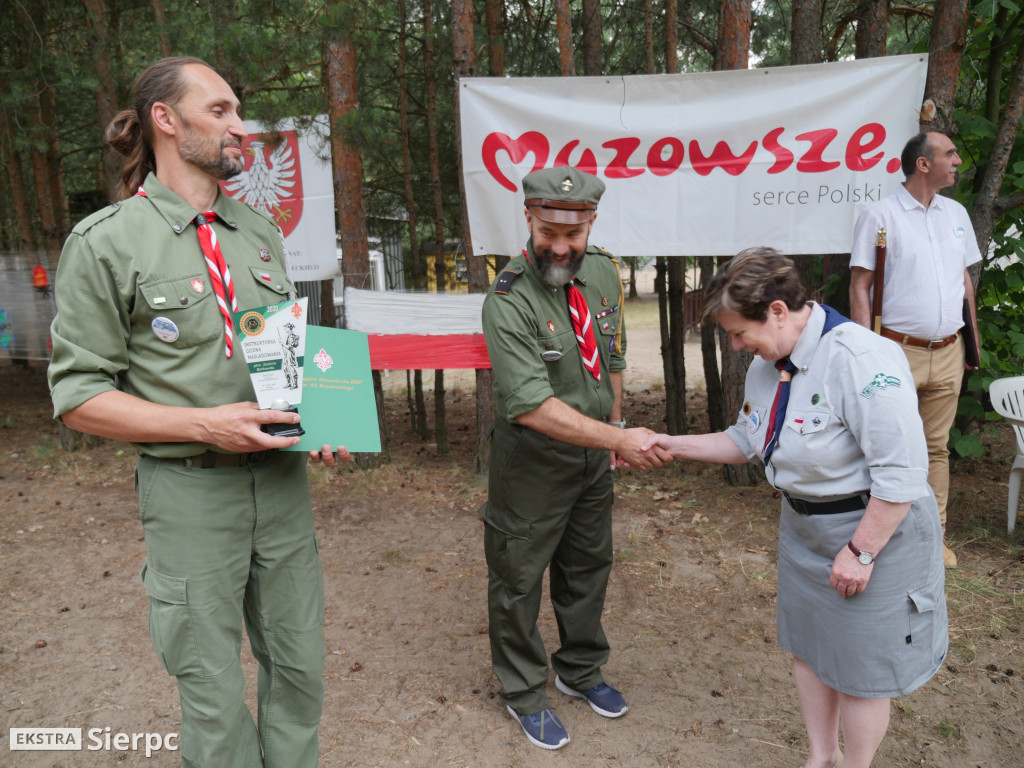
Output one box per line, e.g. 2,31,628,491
285,326,381,453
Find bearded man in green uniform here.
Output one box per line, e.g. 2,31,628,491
48,57,349,768
480,166,672,750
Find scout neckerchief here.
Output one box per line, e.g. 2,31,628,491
523,248,601,381
567,280,600,381
761,304,850,465
136,186,238,358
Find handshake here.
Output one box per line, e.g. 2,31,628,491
610,427,679,470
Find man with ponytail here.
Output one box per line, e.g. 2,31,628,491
48,57,348,768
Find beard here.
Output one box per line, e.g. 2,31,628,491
179,120,244,180
534,244,586,287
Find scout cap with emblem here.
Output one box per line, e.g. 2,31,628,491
523,166,606,225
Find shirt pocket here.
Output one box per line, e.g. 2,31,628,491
535,328,582,386
784,408,831,437
594,304,621,340
138,274,221,349
246,265,293,299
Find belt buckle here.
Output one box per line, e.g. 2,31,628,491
783,492,809,515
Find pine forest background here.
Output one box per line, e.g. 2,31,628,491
3,0,1024,475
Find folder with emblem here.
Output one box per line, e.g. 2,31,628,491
285,325,382,453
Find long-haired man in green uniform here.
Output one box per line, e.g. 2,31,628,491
48,57,350,767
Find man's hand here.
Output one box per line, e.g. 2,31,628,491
309,444,352,467
200,402,304,452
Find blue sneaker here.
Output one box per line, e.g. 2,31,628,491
506,704,570,750
555,675,628,718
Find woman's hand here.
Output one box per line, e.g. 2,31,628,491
829,544,873,597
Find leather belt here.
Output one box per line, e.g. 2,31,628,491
880,327,959,350
783,491,870,516
144,450,276,468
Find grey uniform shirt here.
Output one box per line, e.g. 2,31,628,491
725,303,930,503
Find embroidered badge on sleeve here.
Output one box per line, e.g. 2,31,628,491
860,373,902,398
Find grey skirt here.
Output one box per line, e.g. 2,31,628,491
775,493,948,698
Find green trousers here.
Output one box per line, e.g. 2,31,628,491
481,418,614,715
137,452,324,768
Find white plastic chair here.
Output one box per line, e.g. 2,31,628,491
988,376,1024,533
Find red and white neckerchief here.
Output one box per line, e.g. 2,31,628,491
567,280,600,381
136,186,238,358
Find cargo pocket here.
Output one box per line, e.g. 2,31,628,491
906,586,937,651
141,562,202,676
480,502,533,594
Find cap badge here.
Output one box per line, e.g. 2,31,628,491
259,248,272,262
547,321,556,333
190,279,204,293
560,177,574,193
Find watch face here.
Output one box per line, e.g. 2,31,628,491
858,552,873,565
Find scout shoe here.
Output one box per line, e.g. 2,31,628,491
555,675,629,718
506,705,570,750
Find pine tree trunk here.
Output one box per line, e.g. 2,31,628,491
700,257,726,432
324,5,381,464
582,0,603,75
424,0,450,455
922,0,969,133
398,0,427,433
0,87,37,251
715,0,753,486
151,0,173,57
790,0,822,65
556,0,575,76
485,0,505,76
853,0,888,59
453,0,492,474
667,257,687,433
82,0,120,203
665,0,679,74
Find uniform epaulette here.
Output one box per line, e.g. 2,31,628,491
587,244,617,262
493,264,525,295
69,201,126,236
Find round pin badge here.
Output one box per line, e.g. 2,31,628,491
151,316,179,343
811,393,820,405
748,410,760,433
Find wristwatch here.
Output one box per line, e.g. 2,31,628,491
607,419,626,429
847,541,875,565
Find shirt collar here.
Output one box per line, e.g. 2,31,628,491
897,182,948,212
789,302,824,372
139,172,241,235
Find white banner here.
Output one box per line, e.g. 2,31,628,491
220,115,339,280
460,55,927,257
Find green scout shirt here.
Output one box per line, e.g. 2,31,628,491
48,173,295,458
482,243,626,424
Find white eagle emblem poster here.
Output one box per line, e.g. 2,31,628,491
220,115,339,281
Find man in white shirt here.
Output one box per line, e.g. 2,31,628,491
850,132,981,568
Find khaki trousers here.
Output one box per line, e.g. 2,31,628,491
137,452,325,768
481,418,615,715
899,334,966,531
